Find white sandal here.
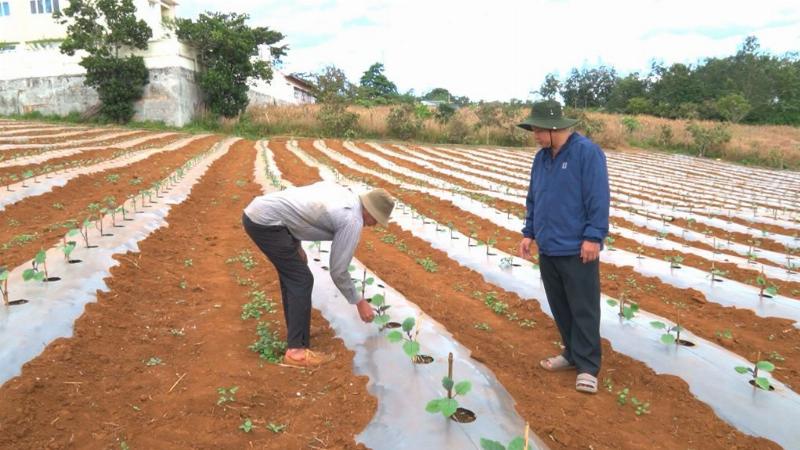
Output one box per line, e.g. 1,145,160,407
539,355,576,372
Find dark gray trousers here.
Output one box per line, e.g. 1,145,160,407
242,213,313,349
539,254,602,376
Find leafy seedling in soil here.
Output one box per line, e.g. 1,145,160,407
707,262,726,283
76,218,97,249
485,231,499,256
425,353,475,423
61,234,80,264
447,222,459,240
468,231,481,248
481,424,531,450
665,254,684,270
216,386,238,406
23,249,60,283
605,236,616,251
756,268,778,299
249,321,287,363
87,203,112,238
239,418,254,433
349,266,375,298
1,266,30,306
368,293,399,330
735,359,776,391
386,316,432,363
607,295,639,320
650,320,694,346
266,423,286,433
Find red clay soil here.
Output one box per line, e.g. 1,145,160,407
301,139,800,390
274,139,778,449
0,127,89,138
0,131,158,156
0,134,185,182
0,135,221,272
0,129,112,145
0,140,374,449
267,139,323,186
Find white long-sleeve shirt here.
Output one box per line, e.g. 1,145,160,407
244,182,362,304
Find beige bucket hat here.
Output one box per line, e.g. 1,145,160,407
359,189,395,227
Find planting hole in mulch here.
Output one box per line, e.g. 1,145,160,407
114,225,124,228
377,283,385,288
322,266,329,271
677,339,696,347
68,259,82,264
86,245,99,249
511,263,522,267
749,380,776,391
44,277,61,282
712,278,724,283
382,322,401,330
313,258,321,262
101,233,113,237
7,299,30,306
759,293,774,299
450,407,476,423
412,354,434,364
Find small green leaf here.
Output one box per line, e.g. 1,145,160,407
425,399,442,413
480,438,506,450
755,377,772,391
734,366,750,374
22,268,36,281
622,307,635,320
67,228,79,237
507,437,526,450
765,286,778,296
660,334,676,345
401,317,416,333
35,250,46,264
386,330,403,343
454,381,472,396
348,265,356,272
756,361,775,372
440,398,458,417
606,299,618,307
34,272,45,282
403,340,420,358
370,294,384,307
442,376,454,391
0,270,8,281
365,277,375,285
374,315,389,325
650,321,666,330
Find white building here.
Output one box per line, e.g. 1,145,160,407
0,0,313,125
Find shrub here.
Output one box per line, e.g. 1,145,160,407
317,103,359,138
386,104,422,140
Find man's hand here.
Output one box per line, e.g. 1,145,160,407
518,237,534,259
580,240,601,263
356,299,374,323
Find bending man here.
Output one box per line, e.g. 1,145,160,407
243,181,395,367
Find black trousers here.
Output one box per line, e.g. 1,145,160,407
242,213,313,349
539,254,601,376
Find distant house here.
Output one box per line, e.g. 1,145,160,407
0,0,312,125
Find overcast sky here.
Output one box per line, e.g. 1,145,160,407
178,0,800,102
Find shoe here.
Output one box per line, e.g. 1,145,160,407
281,349,335,368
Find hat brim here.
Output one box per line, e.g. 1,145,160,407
359,194,391,227
517,117,579,131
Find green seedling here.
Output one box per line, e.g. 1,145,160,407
480,437,527,450
369,293,394,330
0,268,9,305
387,317,423,360
416,257,438,273
605,235,616,250
715,329,733,340
349,266,375,298
266,423,286,433
650,320,686,345
144,357,162,366
756,268,778,298
216,386,238,406
631,396,651,416
22,249,52,282
241,290,276,320
485,231,498,256
735,359,775,391
665,254,684,269
62,235,77,262
249,321,287,363
607,296,639,320
226,250,257,270
426,353,472,420
239,418,254,433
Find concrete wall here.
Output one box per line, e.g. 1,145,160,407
0,66,201,126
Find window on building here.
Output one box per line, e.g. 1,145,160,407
1,1,11,16
30,0,59,14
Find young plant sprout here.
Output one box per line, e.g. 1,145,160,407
650,319,694,346
756,268,778,299
607,294,639,320
386,316,432,363
480,428,529,450
0,268,9,305
62,236,78,264
23,249,59,283
425,353,475,423
369,293,399,330
447,222,458,240
636,246,645,259
605,235,616,251
665,254,684,269
707,262,726,283
735,359,775,391
348,266,375,299
485,231,498,256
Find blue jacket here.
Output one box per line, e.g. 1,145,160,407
522,132,610,256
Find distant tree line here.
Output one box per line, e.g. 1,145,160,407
537,36,800,125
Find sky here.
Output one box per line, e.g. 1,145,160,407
177,0,800,102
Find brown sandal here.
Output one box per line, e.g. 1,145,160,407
281,349,335,368
539,355,576,372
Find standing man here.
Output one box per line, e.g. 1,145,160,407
517,100,610,394
243,181,395,367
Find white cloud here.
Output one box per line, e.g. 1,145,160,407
177,0,800,101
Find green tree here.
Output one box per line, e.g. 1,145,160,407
57,0,152,123
423,87,453,102
606,73,646,112
538,73,561,100
177,12,286,117
715,93,751,123
561,65,618,108
304,65,355,104
358,62,398,105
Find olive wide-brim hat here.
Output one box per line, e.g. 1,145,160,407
517,100,579,131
